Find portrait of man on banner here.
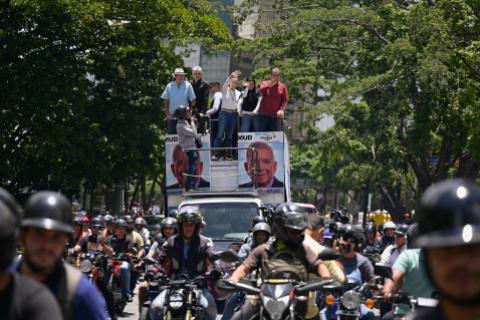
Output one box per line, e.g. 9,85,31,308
166,143,210,190
239,141,284,188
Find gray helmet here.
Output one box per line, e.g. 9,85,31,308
168,209,179,218
115,218,127,228
104,214,114,223
73,216,83,226
124,215,134,223
252,222,271,235
394,224,409,236
161,217,177,229
0,188,20,270
417,179,480,248
174,105,189,120
22,191,73,234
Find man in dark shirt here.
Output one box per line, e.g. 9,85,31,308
238,76,259,132
0,188,62,320
191,66,210,133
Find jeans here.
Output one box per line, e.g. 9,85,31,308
186,150,198,190
214,111,238,152
240,114,257,132
167,119,177,134
150,288,217,320
222,292,245,320
256,114,280,132
120,261,131,298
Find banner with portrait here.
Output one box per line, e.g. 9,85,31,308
237,132,285,194
165,134,211,194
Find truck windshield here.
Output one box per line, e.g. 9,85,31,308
195,203,259,240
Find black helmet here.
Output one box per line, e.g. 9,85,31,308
0,188,20,270
174,105,189,120
91,217,104,229
161,217,177,229
406,223,419,245
124,215,134,223
274,203,309,230
22,191,72,233
252,222,271,235
273,203,308,247
115,218,127,228
394,224,409,236
177,206,203,236
251,215,266,228
168,209,179,218
416,179,480,248
0,187,22,220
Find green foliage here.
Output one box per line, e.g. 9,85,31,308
234,0,480,215
0,0,231,195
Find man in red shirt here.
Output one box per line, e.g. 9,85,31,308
254,67,288,132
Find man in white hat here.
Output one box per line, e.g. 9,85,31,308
161,67,196,134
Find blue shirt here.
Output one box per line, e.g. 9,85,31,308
161,81,196,114
13,260,108,320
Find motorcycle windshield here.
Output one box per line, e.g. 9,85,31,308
262,283,293,299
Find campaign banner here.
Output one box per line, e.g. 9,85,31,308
237,132,285,193
165,134,211,194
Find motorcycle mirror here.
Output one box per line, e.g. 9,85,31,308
296,279,343,294
80,260,93,274
317,248,341,261
212,250,241,263
374,263,393,279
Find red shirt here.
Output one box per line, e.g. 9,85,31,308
258,80,289,116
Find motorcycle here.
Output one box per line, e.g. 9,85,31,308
218,278,343,320
108,253,132,315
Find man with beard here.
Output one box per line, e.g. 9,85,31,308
0,188,62,320
16,191,107,320
408,179,480,320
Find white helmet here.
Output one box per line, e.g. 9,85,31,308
383,221,396,230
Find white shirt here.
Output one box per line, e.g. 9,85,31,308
206,91,222,116
221,77,242,111
380,243,407,267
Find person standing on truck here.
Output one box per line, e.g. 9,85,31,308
238,76,260,132
206,81,222,146
191,66,210,133
255,67,288,132
162,68,196,134
175,105,203,191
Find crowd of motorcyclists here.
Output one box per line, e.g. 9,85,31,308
2,178,480,320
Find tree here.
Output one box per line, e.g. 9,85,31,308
0,0,231,200
234,0,480,217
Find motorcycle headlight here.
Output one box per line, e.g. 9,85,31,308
168,293,185,309
340,291,361,310
262,295,290,320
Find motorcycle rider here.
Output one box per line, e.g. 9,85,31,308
137,217,178,314
0,188,63,320
16,191,107,319
238,221,271,259
150,206,217,320
222,222,272,320
135,217,151,246
379,221,396,252
408,179,480,320
70,216,117,319
103,214,115,238
125,214,145,295
103,218,135,302
363,222,381,255
229,203,331,320
380,224,408,267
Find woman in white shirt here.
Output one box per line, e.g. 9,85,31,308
212,71,242,160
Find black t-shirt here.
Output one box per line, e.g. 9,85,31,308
78,235,103,253
0,272,62,320
106,236,133,254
